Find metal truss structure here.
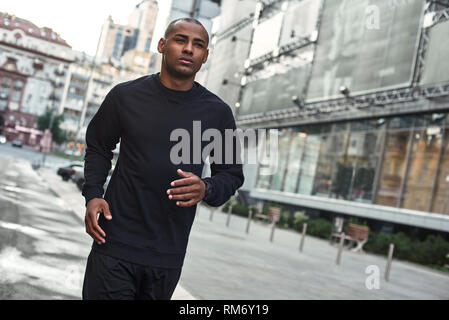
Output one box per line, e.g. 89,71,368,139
214,15,254,41
213,0,285,42
236,82,449,127
247,35,315,69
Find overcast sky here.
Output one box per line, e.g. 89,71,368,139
1,0,167,56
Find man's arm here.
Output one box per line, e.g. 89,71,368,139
82,87,122,206
201,105,244,207
165,105,244,207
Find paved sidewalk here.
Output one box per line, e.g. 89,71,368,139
180,204,449,299
37,167,196,300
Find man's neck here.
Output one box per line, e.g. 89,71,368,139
159,69,195,91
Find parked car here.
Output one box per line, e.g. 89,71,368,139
71,165,85,191
0,135,6,144
57,163,84,181
11,140,23,148
72,165,114,192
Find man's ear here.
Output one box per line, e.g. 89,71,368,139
157,38,165,53
202,49,209,64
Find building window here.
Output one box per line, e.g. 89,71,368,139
297,134,320,195
269,128,292,191
14,80,23,90
375,121,414,207
0,77,12,97
145,37,152,52
11,80,23,102
402,117,443,212
284,130,307,193
433,124,449,214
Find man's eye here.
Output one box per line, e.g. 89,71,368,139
175,39,184,42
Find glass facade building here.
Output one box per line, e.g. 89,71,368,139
205,0,449,232
253,114,449,215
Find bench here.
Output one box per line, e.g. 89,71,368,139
254,207,281,224
330,223,370,253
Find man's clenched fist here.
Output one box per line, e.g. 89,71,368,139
166,169,206,207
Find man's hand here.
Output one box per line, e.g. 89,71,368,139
85,198,112,245
167,169,206,207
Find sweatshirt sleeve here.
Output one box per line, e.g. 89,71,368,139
201,105,245,207
82,87,122,206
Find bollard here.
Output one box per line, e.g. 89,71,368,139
246,210,253,234
209,206,215,222
336,232,345,265
385,243,394,282
269,217,277,242
226,203,232,227
299,223,307,252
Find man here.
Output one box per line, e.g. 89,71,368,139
81,18,244,300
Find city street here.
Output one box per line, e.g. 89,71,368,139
1,144,448,299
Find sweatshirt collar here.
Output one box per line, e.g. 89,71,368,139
153,72,201,100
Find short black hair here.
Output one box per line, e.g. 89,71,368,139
164,18,209,46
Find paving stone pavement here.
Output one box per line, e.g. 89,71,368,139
180,204,449,299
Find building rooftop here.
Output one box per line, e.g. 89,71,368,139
0,11,71,48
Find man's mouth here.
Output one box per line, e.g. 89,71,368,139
178,58,193,65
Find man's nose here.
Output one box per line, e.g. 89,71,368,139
182,42,193,54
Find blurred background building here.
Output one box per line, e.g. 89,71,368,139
58,50,141,151
97,0,159,73
204,0,449,235
0,11,74,147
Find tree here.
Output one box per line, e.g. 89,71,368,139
37,110,68,145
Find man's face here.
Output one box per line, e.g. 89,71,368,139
158,21,209,79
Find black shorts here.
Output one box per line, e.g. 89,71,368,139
82,249,182,300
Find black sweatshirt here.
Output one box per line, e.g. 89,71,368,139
82,73,244,268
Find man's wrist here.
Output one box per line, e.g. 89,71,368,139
201,178,214,201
